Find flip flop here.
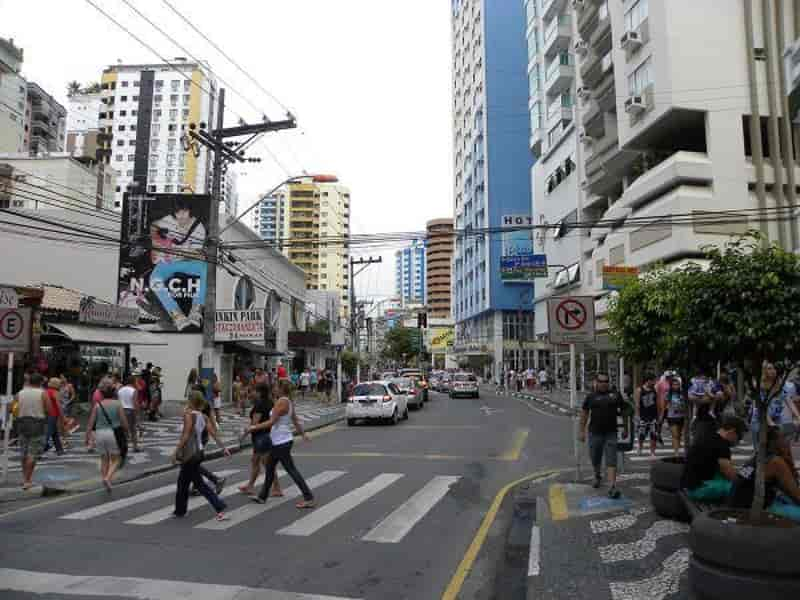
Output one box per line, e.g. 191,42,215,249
270,491,284,497
295,500,315,509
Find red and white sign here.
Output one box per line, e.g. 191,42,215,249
214,309,265,342
0,308,31,352
547,296,595,344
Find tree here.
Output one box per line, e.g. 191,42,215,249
380,327,419,366
67,81,81,97
83,82,101,94
340,350,359,379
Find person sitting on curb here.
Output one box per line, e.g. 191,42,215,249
728,426,800,522
681,415,746,502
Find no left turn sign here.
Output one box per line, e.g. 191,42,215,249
547,296,595,344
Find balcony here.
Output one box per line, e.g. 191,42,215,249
547,102,574,127
589,3,612,53
545,56,575,97
530,125,545,155
581,50,612,88
581,100,603,137
542,0,567,22
577,0,600,38
543,16,573,58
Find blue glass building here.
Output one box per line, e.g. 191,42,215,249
395,241,426,307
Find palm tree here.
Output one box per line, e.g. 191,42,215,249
67,81,81,97
84,82,102,94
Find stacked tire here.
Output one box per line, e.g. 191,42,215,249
650,457,689,521
689,509,800,599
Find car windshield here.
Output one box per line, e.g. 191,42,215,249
454,374,476,382
391,378,412,389
353,384,386,396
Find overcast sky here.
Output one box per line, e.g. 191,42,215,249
3,0,453,300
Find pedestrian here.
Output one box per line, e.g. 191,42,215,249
687,368,723,441
212,378,223,423
299,369,310,398
191,394,231,497
42,377,65,457
309,369,318,395
277,361,287,380
681,415,745,502
117,376,141,453
173,391,228,521
148,371,162,422
250,379,314,508
538,368,548,392
239,381,283,497
751,362,800,442
233,375,245,416
15,373,48,490
185,368,199,401
665,376,689,456
579,372,626,499
86,384,130,492
634,373,660,458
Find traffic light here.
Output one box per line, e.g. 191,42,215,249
417,312,427,328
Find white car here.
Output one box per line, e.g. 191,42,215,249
450,372,480,398
346,381,409,426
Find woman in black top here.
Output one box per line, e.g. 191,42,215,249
238,382,283,497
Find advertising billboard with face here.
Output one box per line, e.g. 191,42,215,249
117,193,210,332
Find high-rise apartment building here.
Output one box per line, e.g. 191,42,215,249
24,82,66,156
98,59,217,209
66,91,104,163
221,169,238,217
529,0,800,387
395,240,426,307
254,176,351,319
425,218,454,318
451,0,533,378
0,37,25,154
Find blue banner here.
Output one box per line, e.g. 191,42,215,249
501,254,548,281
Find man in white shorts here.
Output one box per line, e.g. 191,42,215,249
117,376,140,453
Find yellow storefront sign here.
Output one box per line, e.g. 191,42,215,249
430,327,454,351
602,266,639,290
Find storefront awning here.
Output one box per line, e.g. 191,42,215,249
47,323,168,346
222,340,283,357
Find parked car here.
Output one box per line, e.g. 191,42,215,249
380,371,396,381
391,377,424,410
347,381,408,426
450,372,479,399
436,375,451,393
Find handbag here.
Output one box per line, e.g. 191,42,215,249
98,402,128,460
175,413,202,463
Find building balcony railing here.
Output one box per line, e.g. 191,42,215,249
545,56,575,97
543,16,573,58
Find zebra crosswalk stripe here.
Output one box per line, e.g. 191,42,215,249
362,475,460,543
197,470,347,531
124,469,286,525
59,469,241,520
278,473,404,537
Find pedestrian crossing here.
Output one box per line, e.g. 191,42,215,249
57,469,462,544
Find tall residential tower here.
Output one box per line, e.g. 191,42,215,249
395,240,426,307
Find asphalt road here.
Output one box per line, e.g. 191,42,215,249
0,387,574,600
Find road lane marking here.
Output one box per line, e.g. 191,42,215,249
547,484,569,521
197,471,346,531
512,395,567,419
599,520,689,562
124,470,286,525
609,548,689,600
0,567,361,600
278,473,403,537
528,524,541,576
59,469,241,521
500,429,529,461
441,469,561,600
391,425,481,430
590,507,650,534
362,475,460,543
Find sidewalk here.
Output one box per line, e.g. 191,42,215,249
0,396,344,504
483,383,582,414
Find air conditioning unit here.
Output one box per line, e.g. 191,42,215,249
579,131,594,145
620,30,643,51
572,0,586,10
574,39,588,56
577,86,591,101
624,95,646,114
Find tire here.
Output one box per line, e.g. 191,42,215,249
474,393,480,399
347,418,356,426
403,408,409,420
690,509,800,577
689,554,800,600
650,457,685,492
390,409,399,426
650,486,689,521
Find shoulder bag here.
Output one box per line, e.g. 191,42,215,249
98,401,128,461
175,412,202,463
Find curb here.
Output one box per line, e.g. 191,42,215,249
2,407,346,501
484,386,578,416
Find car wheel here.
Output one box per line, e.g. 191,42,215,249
403,408,409,420
347,418,356,426
475,393,480,399
391,409,399,425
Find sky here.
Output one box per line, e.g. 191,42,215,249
3,0,454,301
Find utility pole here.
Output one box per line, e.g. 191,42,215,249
349,256,382,382
189,88,297,392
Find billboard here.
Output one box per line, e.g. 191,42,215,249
501,214,539,282
117,193,210,332
602,266,639,290
214,309,265,342
429,327,454,352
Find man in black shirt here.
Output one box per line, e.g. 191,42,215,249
580,372,625,499
635,373,660,458
681,415,745,502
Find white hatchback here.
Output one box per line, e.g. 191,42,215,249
346,381,409,426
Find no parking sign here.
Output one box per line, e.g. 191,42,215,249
0,308,31,352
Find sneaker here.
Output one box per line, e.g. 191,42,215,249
190,488,201,497
608,487,621,500
172,512,185,518
215,512,229,522
592,476,602,489
251,496,266,505
215,477,227,495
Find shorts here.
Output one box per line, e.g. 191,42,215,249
638,419,658,441
124,408,137,432
686,473,732,502
779,422,797,439
667,417,686,428
768,493,800,523
588,431,618,471
17,417,45,459
94,428,120,456
213,397,222,409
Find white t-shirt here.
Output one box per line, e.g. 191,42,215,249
300,373,310,386
117,385,137,410
538,370,548,382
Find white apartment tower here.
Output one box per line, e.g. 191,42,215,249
98,59,217,209
0,38,26,154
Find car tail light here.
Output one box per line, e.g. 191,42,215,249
382,395,392,403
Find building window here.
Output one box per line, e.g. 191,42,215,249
150,153,158,163
153,109,162,121
183,80,191,91
115,154,123,162
118,125,126,131
182,109,189,119
529,64,540,95
132,110,137,116
126,169,134,176
120,95,127,102
164,185,173,193
154,94,163,103
628,57,652,95
166,169,175,179
121,81,129,87
127,154,135,161
169,109,178,121
170,94,179,106
148,185,157,193
151,139,160,150
120,110,127,117
117,140,125,147
183,95,190,106
152,123,160,134
178,169,185,180
132,95,139,102
149,169,157,180
130,124,137,131
167,139,176,151
530,101,542,130
171,80,180,91
625,0,649,31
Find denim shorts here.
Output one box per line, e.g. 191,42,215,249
589,431,618,470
